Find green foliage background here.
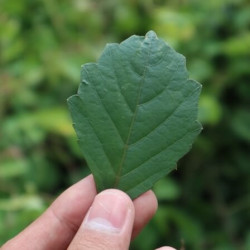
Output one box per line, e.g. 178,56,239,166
0,0,249,249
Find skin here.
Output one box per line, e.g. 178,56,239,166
1,175,175,250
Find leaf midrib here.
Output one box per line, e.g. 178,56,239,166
120,125,201,193
114,40,152,187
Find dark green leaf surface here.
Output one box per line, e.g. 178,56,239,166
68,31,202,199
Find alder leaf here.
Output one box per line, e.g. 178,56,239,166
68,31,202,199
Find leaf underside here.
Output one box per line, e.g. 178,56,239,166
68,31,202,199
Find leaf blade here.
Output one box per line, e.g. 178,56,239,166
68,31,202,198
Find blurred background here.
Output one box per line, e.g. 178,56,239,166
0,0,249,249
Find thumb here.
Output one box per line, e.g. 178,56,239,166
68,189,135,250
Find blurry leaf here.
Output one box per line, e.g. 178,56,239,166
223,33,250,57
154,206,203,248
60,58,82,83
0,160,28,179
114,5,141,34
0,18,24,62
198,95,222,125
214,245,237,250
2,107,74,142
68,31,201,199
229,58,250,78
0,195,45,211
231,109,250,142
21,59,44,86
188,59,214,82
153,9,195,46
28,154,62,192
244,231,250,249
33,108,74,136
235,7,250,29
153,177,180,201
131,221,159,250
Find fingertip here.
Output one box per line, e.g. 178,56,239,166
98,189,134,207
144,190,158,215
155,247,177,250
134,190,158,215
85,189,134,233
68,189,135,249
132,190,158,239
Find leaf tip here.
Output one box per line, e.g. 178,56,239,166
145,30,158,40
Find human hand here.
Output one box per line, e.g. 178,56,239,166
1,175,175,250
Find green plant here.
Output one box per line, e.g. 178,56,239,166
68,31,202,199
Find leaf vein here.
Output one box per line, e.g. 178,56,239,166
114,42,152,187
121,127,199,181
76,96,116,175
129,84,200,147
83,67,126,144
138,56,182,106
108,48,134,113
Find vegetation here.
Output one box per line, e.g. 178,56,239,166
68,31,201,199
0,0,249,249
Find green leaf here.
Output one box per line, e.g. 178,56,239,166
68,31,202,199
